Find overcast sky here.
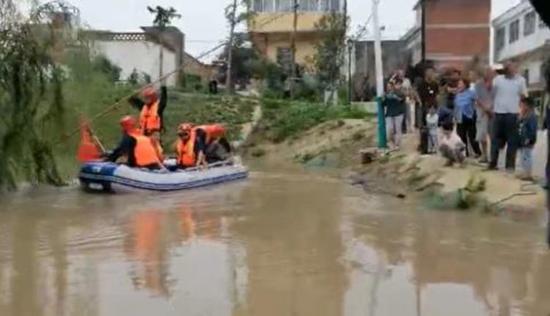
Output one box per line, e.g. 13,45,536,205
34,0,522,61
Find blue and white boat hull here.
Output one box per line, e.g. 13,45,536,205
79,162,248,193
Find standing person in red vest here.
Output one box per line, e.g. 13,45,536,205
128,85,168,136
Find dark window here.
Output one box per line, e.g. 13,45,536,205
277,0,293,12
509,19,520,43
495,27,506,52
277,47,292,72
330,0,339,11
524,69,530,86
524,11,536,36
253,0,262,11
299,0,318,11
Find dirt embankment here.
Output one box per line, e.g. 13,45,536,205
243,117,546,218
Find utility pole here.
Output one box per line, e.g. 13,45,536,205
421,0,426,63
290,0,298,99
372,0,384,97
226,0,238,93
347,40,353,105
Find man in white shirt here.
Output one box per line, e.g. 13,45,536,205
489,61,528,171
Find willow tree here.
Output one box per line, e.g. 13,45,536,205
0,0,74,189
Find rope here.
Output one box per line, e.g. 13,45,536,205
56,41,227,146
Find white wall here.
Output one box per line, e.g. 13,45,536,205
92,40,178,86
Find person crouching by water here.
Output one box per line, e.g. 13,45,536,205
106,116,164,170
439,120,466,167
517,97,538,181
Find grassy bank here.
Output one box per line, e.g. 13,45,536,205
259,98,370,143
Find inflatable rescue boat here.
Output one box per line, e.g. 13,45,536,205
79,160,248,193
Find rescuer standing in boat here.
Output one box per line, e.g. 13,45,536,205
129,85,168,136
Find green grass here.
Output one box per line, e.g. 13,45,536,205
260,98,371,143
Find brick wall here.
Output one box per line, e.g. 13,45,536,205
425,0,491,69
426,0,491,24
426,28,490,56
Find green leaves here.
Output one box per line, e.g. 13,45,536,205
147,6,181,29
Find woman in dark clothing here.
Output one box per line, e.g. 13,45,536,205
454,78,481,157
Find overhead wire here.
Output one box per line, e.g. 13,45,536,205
58,3,305,145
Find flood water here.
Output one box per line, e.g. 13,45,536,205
0,163,549,316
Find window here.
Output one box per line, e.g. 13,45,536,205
330,0,340,11
509,19,520,43
277,47,292,71
524,11,536,36
277,0,293,12
319,0,339,12
253,0,263,11
524,69,530,86
299,0,319,11
495,27,506,52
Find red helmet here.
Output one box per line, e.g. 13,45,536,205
120,116,136,132
142,87,157,101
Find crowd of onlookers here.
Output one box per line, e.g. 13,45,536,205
381,60,539,181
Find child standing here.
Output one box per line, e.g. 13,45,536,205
426,107,439,154
518,96,538,180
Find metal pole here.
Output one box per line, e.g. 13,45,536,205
226,0,238,93
421,0,426,63
372,0,384,97
348,41,353,105
290,0,298,99
372,0,386,148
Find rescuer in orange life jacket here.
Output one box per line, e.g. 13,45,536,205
106,116,164,170
174,123,232,169
128,86,167,136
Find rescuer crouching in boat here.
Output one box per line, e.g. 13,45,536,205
175,123,231,169
105,116,165,170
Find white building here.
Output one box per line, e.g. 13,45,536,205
493,0,550,92
83,27,185,87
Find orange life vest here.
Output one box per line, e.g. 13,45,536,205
152,138,164,162
196,124,226,144
129,132,162,167
176,129,196,167
139,101,161,134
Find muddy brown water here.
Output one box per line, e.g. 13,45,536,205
0,162,549,316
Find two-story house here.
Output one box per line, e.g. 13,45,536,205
248,0,343,71
493,0,550,93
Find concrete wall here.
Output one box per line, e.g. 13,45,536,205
92,40,177,86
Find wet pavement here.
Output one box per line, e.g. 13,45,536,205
0,163,549,316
